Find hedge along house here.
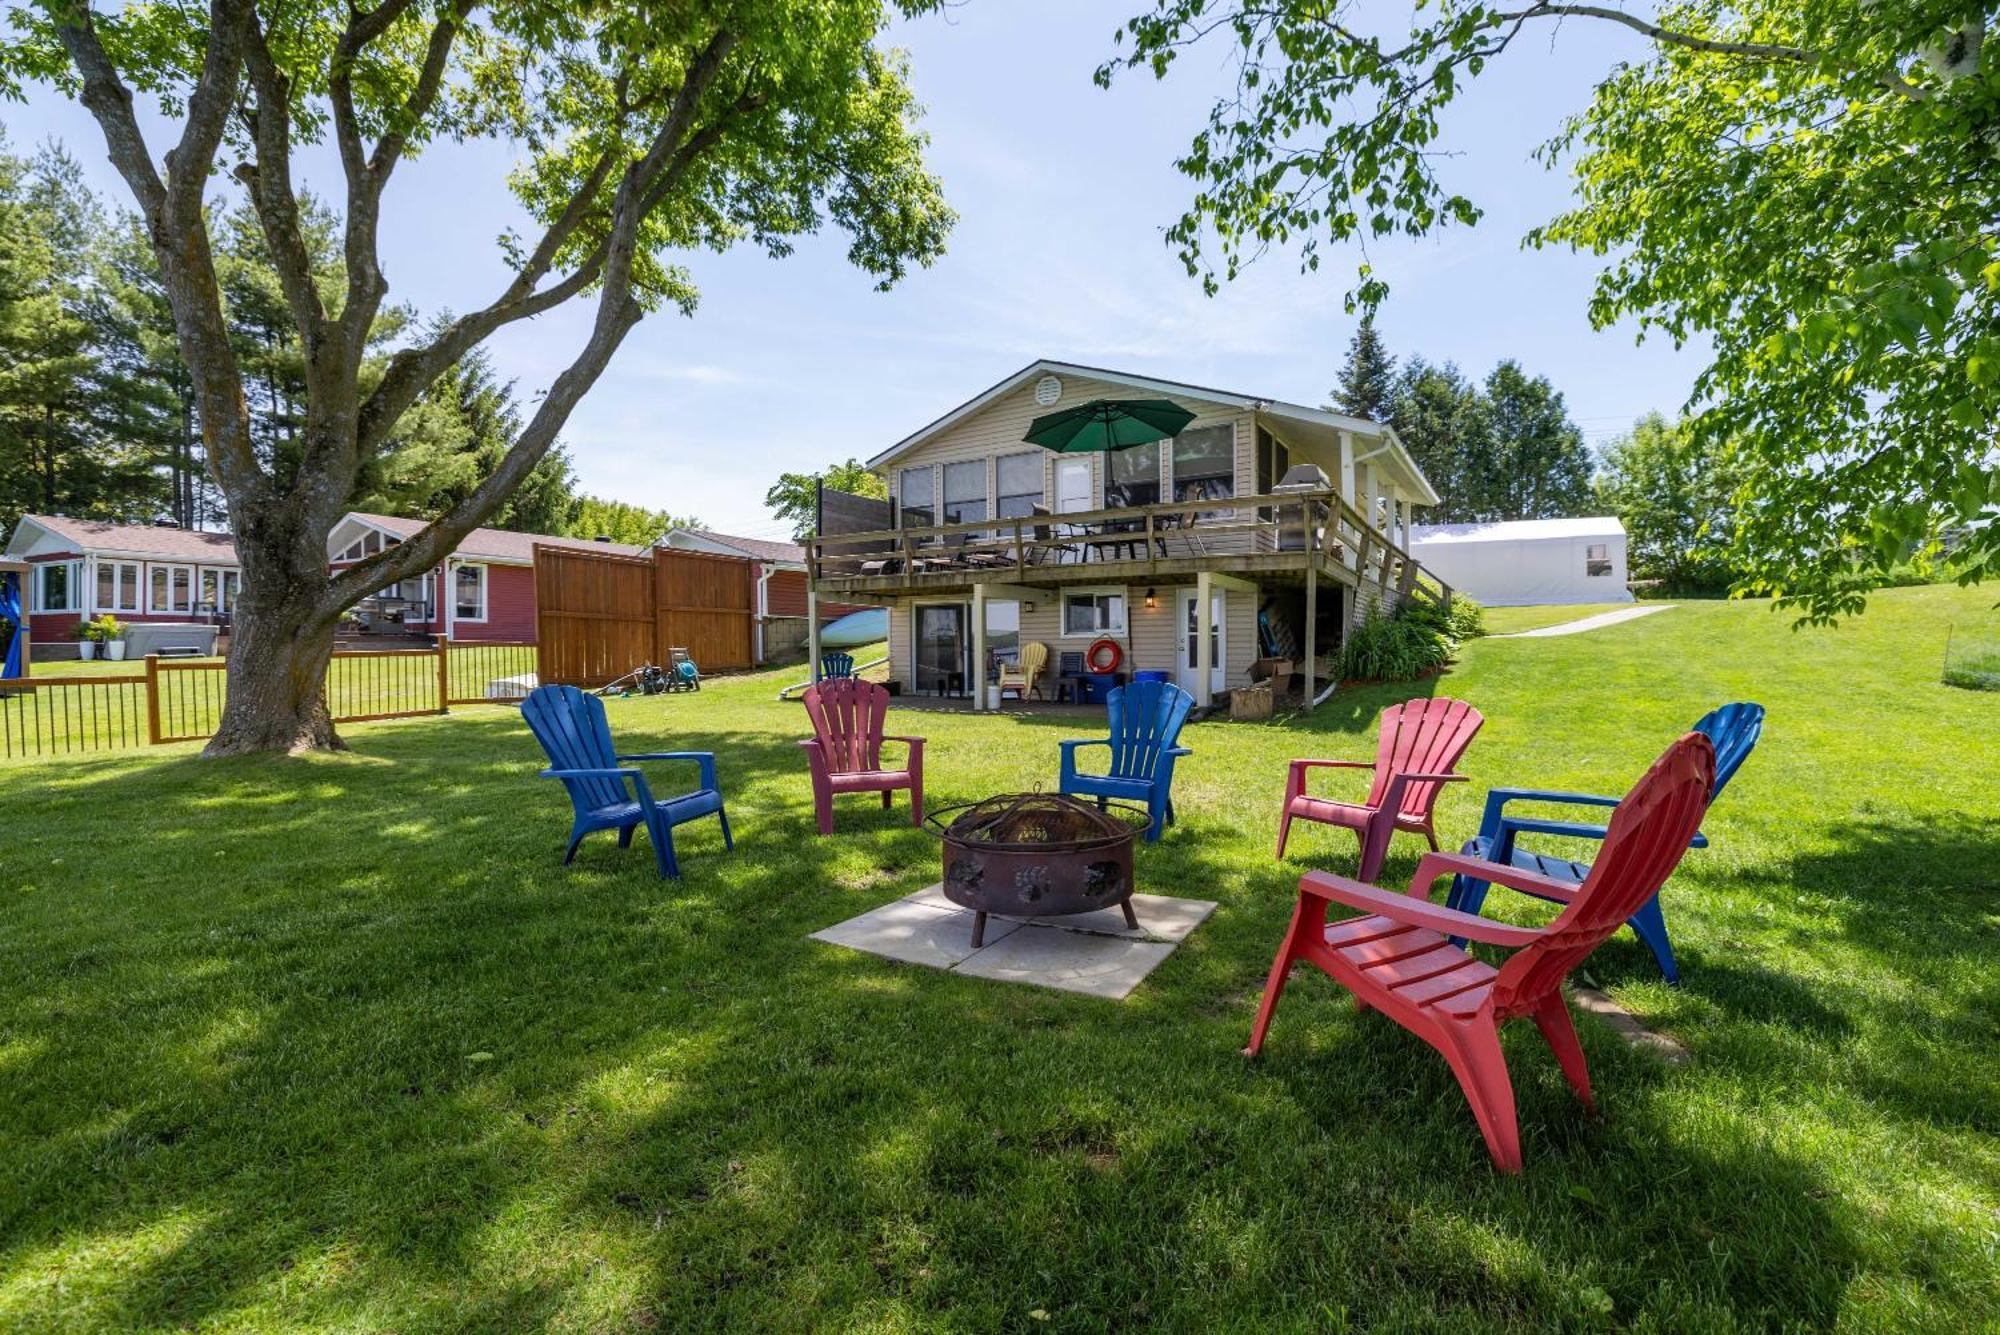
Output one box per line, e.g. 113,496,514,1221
327,513,647,642
1409,516,1634,607
806,360,1448,710
3,514,246,657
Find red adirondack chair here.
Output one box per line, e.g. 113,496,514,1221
800,678,925,835
1276,698,1484,881
1247,732,1715,1172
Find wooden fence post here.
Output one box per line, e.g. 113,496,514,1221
143,653,163,745
434,634,450,714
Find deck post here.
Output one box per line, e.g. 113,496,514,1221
143,653,163,745
970,580,987,711
1194,569,1214,709
1303,563,1317,709
434,633,451,713
807,588,822,684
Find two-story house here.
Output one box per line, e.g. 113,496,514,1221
806,360,1447,709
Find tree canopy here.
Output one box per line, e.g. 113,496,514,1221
1595,411,1742,595
1,0,953,753
1330,316,1394,421
765,457,888,540
1102,0,2000,620
1386,355,1591,524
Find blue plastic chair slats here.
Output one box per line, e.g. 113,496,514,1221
1445,702,1764,984
1058,679,1195,842
520,684,731,879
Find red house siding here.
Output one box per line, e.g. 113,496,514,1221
463,563,536,640
761,565,864,619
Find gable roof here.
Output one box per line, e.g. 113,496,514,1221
666,528,807,566
5,514,240,563
867,358,1439,505
1411,516,1626,545
341,512,647,565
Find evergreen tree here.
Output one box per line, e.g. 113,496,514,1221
1482,360,1593,521
1386,358,1490,523
1331,315,1395,420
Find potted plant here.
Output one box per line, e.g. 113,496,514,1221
92,614,128,661
73,621,97,661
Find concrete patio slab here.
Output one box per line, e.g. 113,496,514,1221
809,897,1020,969
813,885,1217,999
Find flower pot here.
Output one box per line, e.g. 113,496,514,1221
104,641,128,662
77,641,97,661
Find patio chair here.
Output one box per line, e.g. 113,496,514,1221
1444,702,1764,984
819,650,855,681
520,684,732,879
998,641,1048,702
1276,697,1484,881
800,678,925,834
1058,678,1195,842
1246,731,1716,1172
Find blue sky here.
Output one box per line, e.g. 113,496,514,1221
6,1,1705,540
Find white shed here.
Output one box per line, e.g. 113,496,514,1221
1409,516,1633,606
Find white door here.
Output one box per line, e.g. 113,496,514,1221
1056,458,1094,514
1175,588,1226,696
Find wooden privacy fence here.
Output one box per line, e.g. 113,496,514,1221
534,543,755,687
0,637,537,761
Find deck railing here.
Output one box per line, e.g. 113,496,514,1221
809,488,1445,603
0,636,539,762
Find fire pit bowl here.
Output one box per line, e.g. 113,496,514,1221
925,792,1145,946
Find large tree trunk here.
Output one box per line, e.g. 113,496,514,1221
204,534,345,757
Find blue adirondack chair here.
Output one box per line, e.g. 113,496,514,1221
1445,702,1765,983
520,684,732,879
819,650,855,681
1058,678,1195,842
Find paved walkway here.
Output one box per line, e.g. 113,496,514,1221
1495,605,1673,639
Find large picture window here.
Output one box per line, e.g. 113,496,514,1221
942,459,986,526
33,562,79,613
96,560,141,613
1062,589,1127,637
898,467,934,528
996,453,1043,519
1106,443,1160,508
1173,425,1235,504
150,564,193,614
198,568,242,613
454,564,487,620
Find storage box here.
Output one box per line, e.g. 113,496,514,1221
1229,683,1274,721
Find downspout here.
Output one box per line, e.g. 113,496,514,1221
754,562,773,664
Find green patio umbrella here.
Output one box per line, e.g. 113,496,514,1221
1022,397,1195,453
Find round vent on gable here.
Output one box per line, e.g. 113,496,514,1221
1033,375,1063,407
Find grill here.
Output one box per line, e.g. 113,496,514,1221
927,792,1142,946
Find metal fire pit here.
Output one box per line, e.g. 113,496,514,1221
925,792,1144,947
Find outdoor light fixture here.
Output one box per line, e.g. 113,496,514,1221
1145,587,1158,610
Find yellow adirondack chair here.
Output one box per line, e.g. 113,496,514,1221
999,641,1048,702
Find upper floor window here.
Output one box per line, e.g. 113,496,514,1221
32,561,78,613
996,452,1043,519
942,459,986,526
898,467,934,528
96,560,141,613
1585,543,1613,577
1173,424,1235,504
1106,443,1159,508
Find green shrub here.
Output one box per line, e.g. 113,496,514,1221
1446,595,1485,640
1336,594,1484,682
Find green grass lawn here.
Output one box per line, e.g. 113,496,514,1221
3,586,1997,1330
1479,602,1650,634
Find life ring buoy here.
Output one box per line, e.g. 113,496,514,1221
1085,637,1123,673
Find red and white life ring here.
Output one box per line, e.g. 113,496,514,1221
1085,637,1123,673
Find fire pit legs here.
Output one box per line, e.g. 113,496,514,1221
1120,899,1139,931
971,910,989,949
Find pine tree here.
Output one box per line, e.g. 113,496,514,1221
1331,315,1396,420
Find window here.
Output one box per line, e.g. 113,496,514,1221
33,562,78,613
1062,589,1127,637
1172,424,1235,505
898,467,934,528
336,529,396,562
1585,543,1613,577
150,564,193,614
198,568,242,613
96,560,141,613
454,563,486,620
1106,443,1159,508
942,459,986,526
996,453,1043,519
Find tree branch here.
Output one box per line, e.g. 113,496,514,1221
238,13,331,357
